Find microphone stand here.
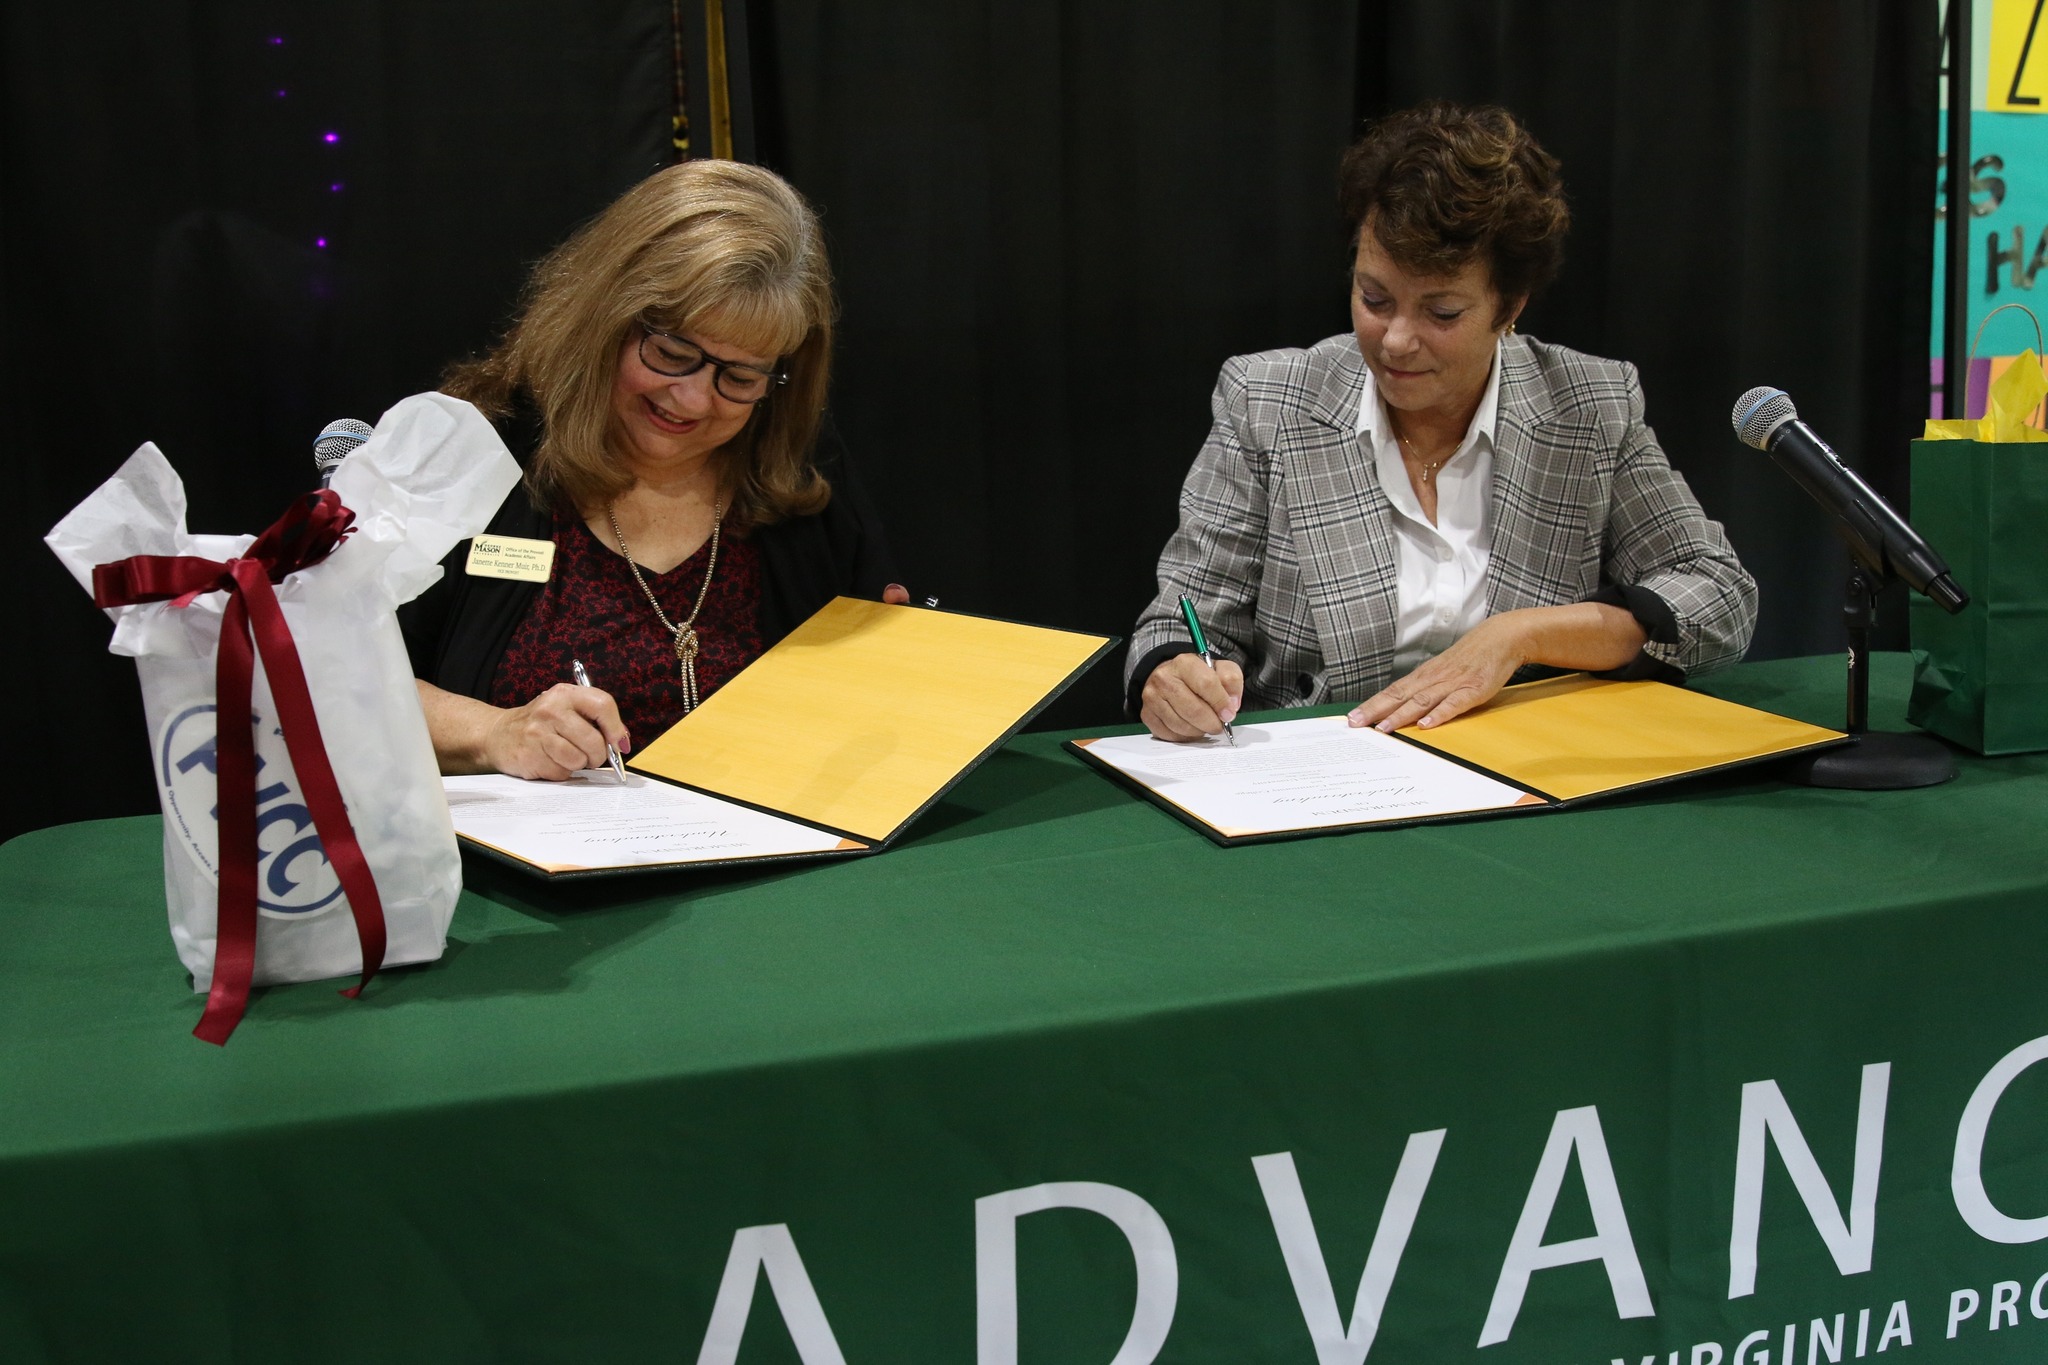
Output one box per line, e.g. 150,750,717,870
1783,561,1957,789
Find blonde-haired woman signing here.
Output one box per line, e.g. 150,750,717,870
404,160,903,779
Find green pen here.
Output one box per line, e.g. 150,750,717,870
1177,593,1237,746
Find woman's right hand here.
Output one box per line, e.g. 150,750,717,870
1139,653,1244,742
480,684,631,780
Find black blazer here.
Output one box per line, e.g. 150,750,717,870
399,406,898,701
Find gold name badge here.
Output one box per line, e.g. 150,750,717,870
465,534,556,583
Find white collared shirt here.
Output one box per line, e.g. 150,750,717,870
1355,342,1503,676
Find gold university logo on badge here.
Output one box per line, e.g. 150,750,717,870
465,535,555,582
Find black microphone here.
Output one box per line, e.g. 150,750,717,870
313,418,372,488
1731,387,1969,615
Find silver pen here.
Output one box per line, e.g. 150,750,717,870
571,658,628,782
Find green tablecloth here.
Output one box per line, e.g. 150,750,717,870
3,654,2046,1363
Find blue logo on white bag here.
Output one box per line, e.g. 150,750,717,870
158,703,344,918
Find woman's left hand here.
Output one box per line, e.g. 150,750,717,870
1348,614,1530,732
1347,602,1651,732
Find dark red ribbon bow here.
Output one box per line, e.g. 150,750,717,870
92,490,388,1045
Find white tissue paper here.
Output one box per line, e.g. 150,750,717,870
46,392,521,992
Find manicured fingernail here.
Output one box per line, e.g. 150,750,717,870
1419,717,1436,728
1346,711,1363,726
1375,720,1394,733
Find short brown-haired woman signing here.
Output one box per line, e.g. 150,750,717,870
1128,101,1755,740
404,159,902,778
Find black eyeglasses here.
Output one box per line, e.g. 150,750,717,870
636,325,788,404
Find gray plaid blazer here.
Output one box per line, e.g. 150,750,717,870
1127,332,1758,709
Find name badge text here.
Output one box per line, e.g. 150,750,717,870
465,535,556,582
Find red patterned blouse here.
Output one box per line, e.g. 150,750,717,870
489,514,764,746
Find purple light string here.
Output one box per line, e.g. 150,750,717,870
269,31,347,253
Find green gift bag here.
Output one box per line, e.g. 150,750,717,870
1908,436,2048,753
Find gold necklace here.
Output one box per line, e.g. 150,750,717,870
1390,420,1454,485
606,501,723,714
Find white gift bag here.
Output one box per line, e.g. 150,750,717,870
46,393,520,1040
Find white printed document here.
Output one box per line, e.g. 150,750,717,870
442,597,1114,879
1072,715,1541,839
443,772,860,876
1070,676,1849,845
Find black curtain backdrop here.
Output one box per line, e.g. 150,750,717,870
3,2,672,842
754,0,1937,721
751,0,1365,735
2,1,1935,844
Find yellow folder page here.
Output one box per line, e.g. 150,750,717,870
1400,674,1843,802
630,598,1111,841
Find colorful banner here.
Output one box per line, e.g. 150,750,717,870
1929,109,2048,413
1986,0,2048,112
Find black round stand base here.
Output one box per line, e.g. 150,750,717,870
1784,730,1958,790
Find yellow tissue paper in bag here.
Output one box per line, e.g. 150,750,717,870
1924,349,2048,441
